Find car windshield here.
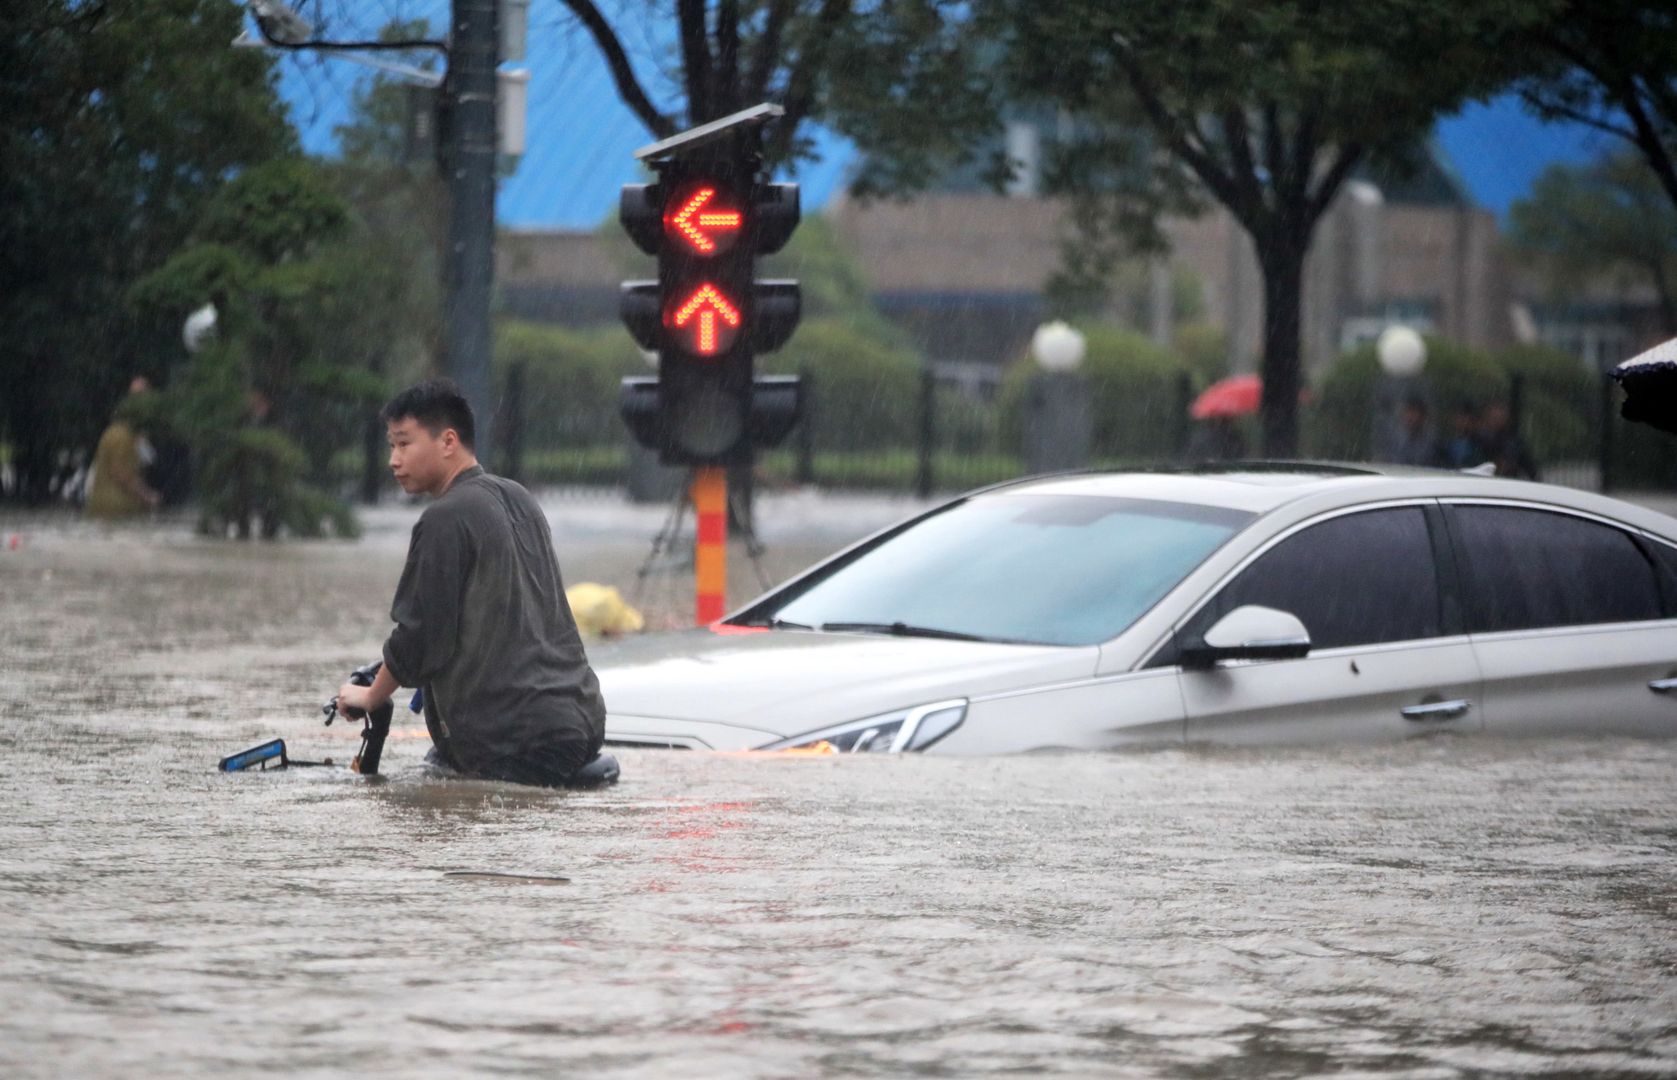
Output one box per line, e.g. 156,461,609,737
763,494,1253,646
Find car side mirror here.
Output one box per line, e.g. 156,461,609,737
1180,605,1311,669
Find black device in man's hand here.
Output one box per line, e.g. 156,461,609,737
322,660,394,775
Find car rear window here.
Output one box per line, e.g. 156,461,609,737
1451,506,1661,632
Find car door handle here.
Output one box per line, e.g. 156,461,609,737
1401,699,1472,721
1650,678,1677,694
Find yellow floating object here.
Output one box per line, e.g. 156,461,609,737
566,582,645,638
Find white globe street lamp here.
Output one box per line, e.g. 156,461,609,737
182,303,218,354
1376,325,1426,378
1031,320,1087,373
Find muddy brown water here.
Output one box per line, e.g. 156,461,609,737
2,501,1675,1078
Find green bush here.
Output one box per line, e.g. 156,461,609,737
1496,343,1597,463
758,317,924,452
1000,325,1189,459
1172,320,1229,386
1309,337,1507,461
494,320,648,451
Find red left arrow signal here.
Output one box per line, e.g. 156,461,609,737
668,283,742,356
665,185,743,255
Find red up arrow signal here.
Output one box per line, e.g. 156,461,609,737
665,186,743,255
669,283,742,356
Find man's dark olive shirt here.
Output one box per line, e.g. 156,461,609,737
382,466,605,774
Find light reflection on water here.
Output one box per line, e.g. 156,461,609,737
3,526,1676,1077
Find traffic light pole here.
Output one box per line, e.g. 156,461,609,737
615,104,803,627
443,0,499,457
691,467,729,624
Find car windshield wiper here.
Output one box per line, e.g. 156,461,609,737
733,616,815,630
818,621,993,642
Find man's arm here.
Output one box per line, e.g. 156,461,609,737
336,663,399,716
381,513,471,688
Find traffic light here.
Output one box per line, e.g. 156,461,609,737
617,121,803,466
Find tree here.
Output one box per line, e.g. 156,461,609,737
558,0,1000,185
1510,151,1677,336
1517,1,1677,214
129,159,391,538
997,0,1553,454
0,0,295,503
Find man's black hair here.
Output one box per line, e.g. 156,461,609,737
381,378,476,449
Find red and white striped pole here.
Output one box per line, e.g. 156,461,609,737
691,466,728,624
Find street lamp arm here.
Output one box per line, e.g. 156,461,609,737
248,16,449,56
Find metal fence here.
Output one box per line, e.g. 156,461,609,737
484,365,1676,499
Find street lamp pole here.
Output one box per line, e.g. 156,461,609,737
238,0,500,458
443,0,499,458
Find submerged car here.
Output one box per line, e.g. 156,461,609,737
592,465,1677,752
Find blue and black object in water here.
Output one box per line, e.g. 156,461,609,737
218,738,289,772
218,660,392,775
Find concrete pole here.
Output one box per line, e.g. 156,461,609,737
444,0,498,458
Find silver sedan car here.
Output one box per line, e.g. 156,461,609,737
592,465,1677,752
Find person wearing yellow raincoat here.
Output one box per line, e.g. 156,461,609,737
85,388,160,520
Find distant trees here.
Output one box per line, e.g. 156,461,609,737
557,0,1002,190
0,0,294,503
1516,1,1677,214
1511,152,1677,336
128,159,392,537
993,0,1554,455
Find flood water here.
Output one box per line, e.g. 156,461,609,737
3,502,1676,1078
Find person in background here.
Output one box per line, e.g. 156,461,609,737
1479,401,1538,479
1385,395,1438,467
85,376,160,520
1186,416,1247,461
1438,401,1485,469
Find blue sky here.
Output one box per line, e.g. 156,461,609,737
271,5,1613,229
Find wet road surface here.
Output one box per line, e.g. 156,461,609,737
2,500,1675,1078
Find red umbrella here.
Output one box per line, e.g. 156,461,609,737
1190,374,1262,419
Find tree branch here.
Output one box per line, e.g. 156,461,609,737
747,0,795,102
1518,87,1639,141
1287,111,1317,209
677,0,714,122
1110,48,1248,221
1219,108,1267,217
1616,79,1677,212
1304,143,1365,228
1261,103,1286,200
764,0,850,163
558,0,673,137
716,0,741,117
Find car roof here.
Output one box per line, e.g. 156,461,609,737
977,461,1677,535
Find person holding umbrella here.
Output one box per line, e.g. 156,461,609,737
1186,374,1258,460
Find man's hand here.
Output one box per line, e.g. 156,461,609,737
335,662,400,719
336,682,389,718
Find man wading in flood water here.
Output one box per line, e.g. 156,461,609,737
332,379,609,786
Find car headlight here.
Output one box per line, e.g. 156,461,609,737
763,700,967,754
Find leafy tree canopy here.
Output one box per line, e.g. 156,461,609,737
560,0,1002,194
1510,150,1677,334
993,0,1557,452
0,0,295,502
1516,1,1677,212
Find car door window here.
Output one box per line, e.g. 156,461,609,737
1451,506,1661,632
1649,540,1677,616
1191,507,1441,651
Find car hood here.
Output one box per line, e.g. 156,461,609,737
589,627,1097,744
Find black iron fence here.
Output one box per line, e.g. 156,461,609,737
479,363,1676,499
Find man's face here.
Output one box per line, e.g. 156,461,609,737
387,417,455,496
